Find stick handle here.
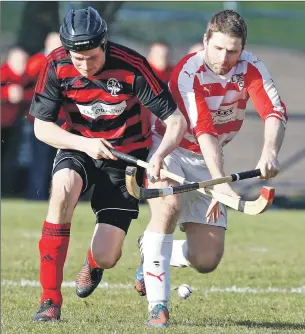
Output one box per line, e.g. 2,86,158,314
110,148,189,183
113,149,274,214
231,169,261,181
110,149,144,165
110,149,260,187
197,169,261,188
142,169,262,198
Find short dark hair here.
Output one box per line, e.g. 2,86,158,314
206,10,247,48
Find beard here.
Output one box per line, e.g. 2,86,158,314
212,64,231,75
204,51,233,75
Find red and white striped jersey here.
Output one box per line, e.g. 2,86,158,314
153,49,287,154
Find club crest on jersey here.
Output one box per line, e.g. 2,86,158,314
106,78,122,96
231,74,244,91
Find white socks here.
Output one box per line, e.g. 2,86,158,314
170,240,190,267
143,230,173,311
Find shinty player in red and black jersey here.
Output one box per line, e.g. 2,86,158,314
30,7,187,322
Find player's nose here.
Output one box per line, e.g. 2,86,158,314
219,50,229,62
81,60,91,71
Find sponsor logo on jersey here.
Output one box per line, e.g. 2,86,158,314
76,100,127,119
203,86,210,95
184,70,194,78
106,78,122,96
215,107,234,117
72,78,87,89
212,107,235,124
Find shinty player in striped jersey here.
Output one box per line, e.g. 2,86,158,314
30,7,187,321
134,10,288,328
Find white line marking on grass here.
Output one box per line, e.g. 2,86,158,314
2,280,305,295
248,247,268,253
208,286,305,294
1,280,133,289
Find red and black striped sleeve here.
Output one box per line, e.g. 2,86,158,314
109,42,177,121
29,60,63,122
133,58,177,121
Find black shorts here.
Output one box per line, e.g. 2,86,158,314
52,148,148,233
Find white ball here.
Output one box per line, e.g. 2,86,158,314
177,284,192,299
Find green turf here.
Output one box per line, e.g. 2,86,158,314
2,200,305,333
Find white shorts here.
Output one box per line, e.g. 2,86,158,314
148,135,227,231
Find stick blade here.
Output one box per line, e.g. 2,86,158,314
125,166,140,199
242,186,275,215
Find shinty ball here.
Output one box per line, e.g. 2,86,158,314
177,284,192,299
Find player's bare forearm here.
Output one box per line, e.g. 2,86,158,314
198,134,225,178
261,117,285,159
34,118,88,151
153,108,187,159
256,118,285,179
197,134,240,198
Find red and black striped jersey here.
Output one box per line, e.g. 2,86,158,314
29,41,177,153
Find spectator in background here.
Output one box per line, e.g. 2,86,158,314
147,41,173,83
1,47,29,160
24,32,63,119
25,32,63,111
21,32,63,200
188,42,204,54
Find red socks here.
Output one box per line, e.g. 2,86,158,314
39,221,71,307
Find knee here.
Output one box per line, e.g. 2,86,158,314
48,169,82,220
51,169,82,204
51,169,83,195
92,249,122,269
188,252,223,274
150,196,181,224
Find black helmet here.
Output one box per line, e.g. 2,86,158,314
59,6,107,51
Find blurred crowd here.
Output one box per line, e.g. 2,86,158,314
1,33,62,199
1,36,203,200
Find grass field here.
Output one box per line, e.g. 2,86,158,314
2,200,305,334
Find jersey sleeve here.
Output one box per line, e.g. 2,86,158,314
29,60,63,122
169,66,218,139
133,58,177,121
1,65,11,100
245,60,288,126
